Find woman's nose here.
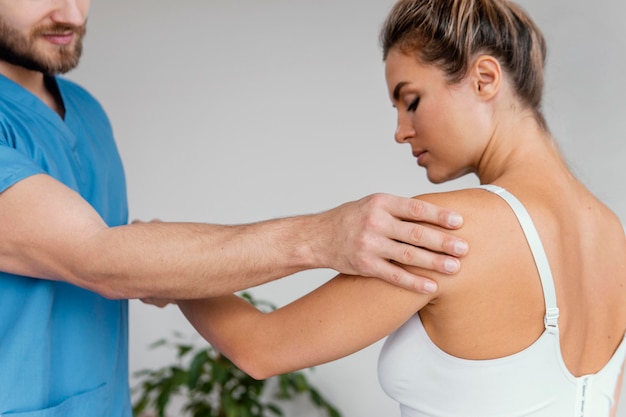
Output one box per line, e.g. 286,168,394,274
395,115,415,144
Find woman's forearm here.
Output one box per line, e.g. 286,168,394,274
178,274,433,380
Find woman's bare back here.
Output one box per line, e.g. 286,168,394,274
419,178,626,377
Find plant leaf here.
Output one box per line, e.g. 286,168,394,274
188,349,209,389
177,344,194,359
148,338,168,350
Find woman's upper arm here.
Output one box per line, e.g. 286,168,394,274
180,272,435,379
177,191,480,378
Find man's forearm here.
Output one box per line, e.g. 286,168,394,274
72,216,322,300
1,175,468,299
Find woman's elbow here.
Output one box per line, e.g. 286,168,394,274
228,348,285,381
238,358,282,381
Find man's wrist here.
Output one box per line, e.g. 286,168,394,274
263,214,325,272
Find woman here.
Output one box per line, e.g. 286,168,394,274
178,0,626,415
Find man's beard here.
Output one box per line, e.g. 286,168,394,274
0,16,86,75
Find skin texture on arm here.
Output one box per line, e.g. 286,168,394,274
176,188,552,380
0,174,468,299
177,191,481,380
178,273,435,380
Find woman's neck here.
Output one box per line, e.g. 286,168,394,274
475,112,570,186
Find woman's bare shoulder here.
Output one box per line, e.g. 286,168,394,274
412,188,513,236
409,188,547,358
409,187,533,283
410,187,545,305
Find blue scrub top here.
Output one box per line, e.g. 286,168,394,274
0,75,131,416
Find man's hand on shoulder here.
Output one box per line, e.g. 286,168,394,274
310,193,468,294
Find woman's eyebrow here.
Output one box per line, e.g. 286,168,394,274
393,81,410,101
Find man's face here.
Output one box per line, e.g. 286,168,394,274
0,0,89,74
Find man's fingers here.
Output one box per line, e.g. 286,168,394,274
131,218,163,224
369,236,461,275
376,261,439,294
140,298,176,308
403,197,464,229
399,221,469,258
376,195,468,257
385,240,461,274
319,193,467,286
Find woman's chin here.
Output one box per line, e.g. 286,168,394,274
425,170,448,184
425,167,470,184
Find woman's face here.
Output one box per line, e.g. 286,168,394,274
385,48,491,184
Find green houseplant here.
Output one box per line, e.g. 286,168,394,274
132,293,342,417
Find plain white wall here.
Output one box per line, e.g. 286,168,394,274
69,1,626,416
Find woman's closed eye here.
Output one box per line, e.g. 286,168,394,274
407,97,420,112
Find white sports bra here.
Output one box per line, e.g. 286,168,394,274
378,185,626,417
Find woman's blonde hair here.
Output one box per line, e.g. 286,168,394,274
380,0,548,129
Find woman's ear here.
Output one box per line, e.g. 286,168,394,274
471,55,502,100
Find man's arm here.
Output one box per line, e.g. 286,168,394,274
303,191,467,292
0,174,467,299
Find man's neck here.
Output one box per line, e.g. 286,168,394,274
0,60,64,117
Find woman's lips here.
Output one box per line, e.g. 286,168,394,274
413,150,427,165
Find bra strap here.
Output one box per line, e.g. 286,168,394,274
479,185,560,329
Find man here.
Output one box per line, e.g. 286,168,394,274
0,1,468,416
